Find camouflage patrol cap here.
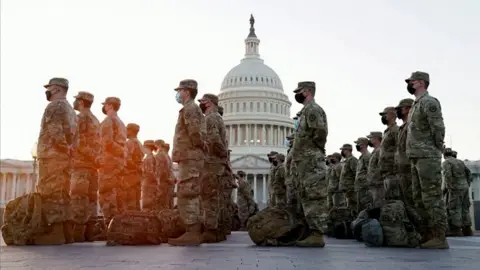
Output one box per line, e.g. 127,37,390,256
126,123,140,132
174,79,198,91
354,137,369,145
405,71,430,83
286,133,295,140
340,144,353,150
452,150,458,157
73,91,94,103
276,153,285,162
143,140,155,147
331,152,342,160
267,151,279,157
395,98,414,109
367,131,383,139
218,106,224,115
154,139,166,147
379,107,396,116
102,97,121,105
198,93,219,105
44,77,69,90
293,81,316,93
443,147,453,155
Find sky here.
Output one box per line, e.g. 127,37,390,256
1,0,479,161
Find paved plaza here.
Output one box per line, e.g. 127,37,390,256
1,232,480,270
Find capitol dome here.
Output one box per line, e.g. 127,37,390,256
217,15,294,208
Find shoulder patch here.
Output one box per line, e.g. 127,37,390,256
309,114,316,122
428,104,437,113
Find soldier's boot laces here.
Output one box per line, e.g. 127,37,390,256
446,227,463,237
202,229,218,243
63,221,75,244
296,231,325,248
462,226,473,236
84,221,96,242
33,222,65,245
420,228,449,249
73,224,86,242
168,224,203,246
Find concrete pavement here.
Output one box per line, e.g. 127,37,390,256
1,232,480,269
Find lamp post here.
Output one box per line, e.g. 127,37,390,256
31,142,38,191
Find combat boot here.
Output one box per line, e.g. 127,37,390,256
63,221,75,244
202,229,218,243
73,224,86,242
168,224,203,246
84,221,96,242
446,227,463,237
33,223,65,245
420,228,449,249
296,230,325,248
462,226,473,236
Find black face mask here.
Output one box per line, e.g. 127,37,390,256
45,90,53,101
396,108,403,119
407,83,416,94
341,152,346,158
102,107,107,115
381,116,388,125
294,93,306,104
199,103,207,113
326,160,330,166
272,161,278,166
331,159,337,164
355,145,361,152
368,141,374,147
268,157,273,163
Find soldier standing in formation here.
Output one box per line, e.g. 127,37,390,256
285,134,298,214
290,81,328,247
339,144,358,216
354,137,371,213
236,170,254,230
36,78,78,245
198,93,228,242
141,140,158,211
327,153,345,208
267,151,278,207
405,71,448,249
169,79,206,246
124,123,144,211
378,107,399,200
366,131,383,208
99,97,127,227
271,153,287,209
71,91,102,242
154,139,175,210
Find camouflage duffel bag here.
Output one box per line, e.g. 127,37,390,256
156,209,185,241
247,207,307,246
327,206,354,239
1,192,45,245
106,211,161,245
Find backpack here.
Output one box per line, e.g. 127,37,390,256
156,209,185,241
351,209,370,242
379,200,421,247
327,206,354,239
362,219,384,247
106,211,161,245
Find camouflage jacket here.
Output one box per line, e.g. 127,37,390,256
237,178,254,204
73,109,101,169
327,163,343,193
355,151,371,191
367,147,382,186
291,99,328,161
154,150,171,185
272,163,286,197
125,138,144,174
395,121,409,172
442,157,469,190
406,91,445,159
100,115,127,166
204,109,228,164
339,155,358,191
143,152,157,186
379,124,398,177
172,100,206,162
37,99,78,160
285,148,293,177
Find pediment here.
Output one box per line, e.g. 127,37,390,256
231,155,271,169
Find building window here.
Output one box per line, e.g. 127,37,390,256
250,102,253,111
263,102,267,112
270,103,273,112
257,102,260,112
243,102,246,112
236,103,239,112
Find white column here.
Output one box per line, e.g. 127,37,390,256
229,125,233,145
11,174,17,199
0,174,5,202
246,124,250,145
262,174,267,203
238,125,242,146
253,174,257,202
269,126,273,145
262,125,266,145
254,124,258,145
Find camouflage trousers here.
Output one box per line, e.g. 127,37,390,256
37,158,72,224
446,189,472,229
176,160,203,225
237,198,250,228
356,188,372,213
98,166,125,226
328,192,346,209
158,182,174,210
201,163,224,230
71,168,98,224
141,177,159,212
370,184,386,209
398,165,414,209
219,187,233,234
410,158,447,232
123,172,141,211
344,189,357,216
292,158,328,234
384,174,401,200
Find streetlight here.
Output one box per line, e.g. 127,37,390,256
31,142,38,191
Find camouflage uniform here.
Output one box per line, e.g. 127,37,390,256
442,149,472,235
99,97,127,226
379,107,400,200
169,79,206,246
154,140,175,211
366,132,383,208
327,153,345,208
405,71,448,248
285,134,299,213
36,78,78,244
271,154,287,209
198,94,228,242
339,144,358,216
124,123,144,211
237,173,254,229
71,91,101,241
291,81,328,246
141,140,158,212
267,151,279,207
354,137,372,213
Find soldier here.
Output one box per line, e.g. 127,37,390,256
394,99,415,210
339,144,358,216
452,151,458,159
169,79,206,246
354,137,372,213
379,107,400,200
405,71,448,249
291,81,328,247
99,97,127,227
327,153,345,208
236,171,254,230
154,139,175,210
71,91,102,242
124,123,144,211
141,140,158,212
267,151,279,207
222,149,238,237
285,134,298,213
198,93,228,243
35,77,78,245
271,153,287,209
442,148,473,236
453,150,474,236
366,131,383,208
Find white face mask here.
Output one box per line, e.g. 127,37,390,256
175,92,182,104
293,119,299,130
